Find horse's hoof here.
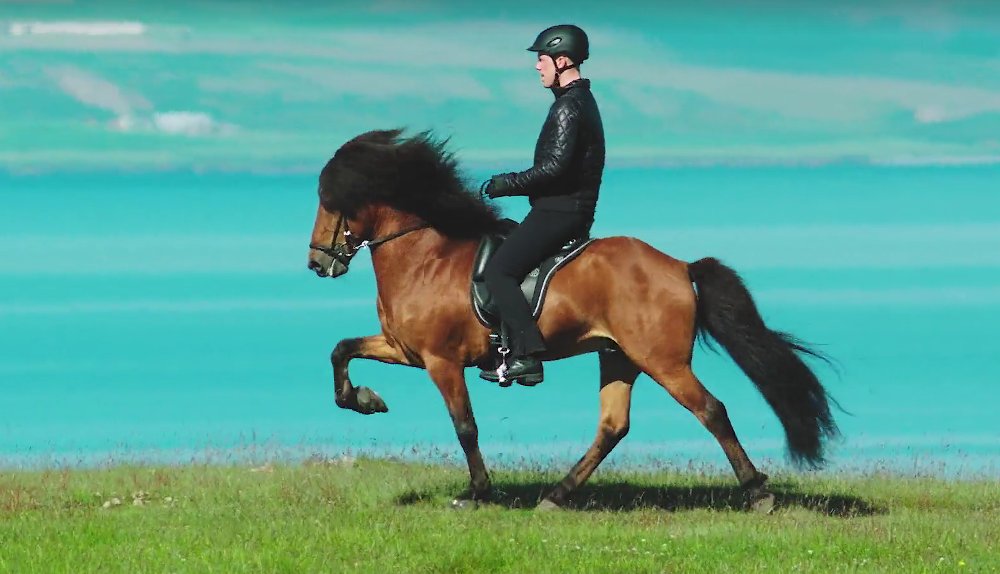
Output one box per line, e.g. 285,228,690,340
355,387,388,414
450,498,479,511
749,491,776,514
535,498,562,512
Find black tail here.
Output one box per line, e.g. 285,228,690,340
688,257,839,468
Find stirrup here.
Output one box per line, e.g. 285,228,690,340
477,347,514,387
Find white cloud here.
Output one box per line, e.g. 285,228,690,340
41,65,236,136
44,65,151,116
152,111,236,136
109,111,237,137
8,20,146,37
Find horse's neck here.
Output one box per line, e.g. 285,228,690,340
369,229,476,304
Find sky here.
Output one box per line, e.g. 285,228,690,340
1,0,999,172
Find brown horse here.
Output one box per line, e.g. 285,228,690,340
306,129,839,511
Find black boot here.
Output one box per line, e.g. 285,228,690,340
504,355,544,386
479,354,544,386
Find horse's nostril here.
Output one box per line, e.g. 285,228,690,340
308,260,322,272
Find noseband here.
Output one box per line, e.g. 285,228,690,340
309,214,430,269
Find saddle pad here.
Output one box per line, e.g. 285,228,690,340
470,237,596,328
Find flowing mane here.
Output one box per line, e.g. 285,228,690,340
319,129,506,239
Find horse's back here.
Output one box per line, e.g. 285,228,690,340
542,235,697,338
582,235,692,280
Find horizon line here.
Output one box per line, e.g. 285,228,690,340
4,153,1000,177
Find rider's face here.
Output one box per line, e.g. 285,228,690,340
535,54,556,88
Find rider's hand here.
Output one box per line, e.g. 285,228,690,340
484,173,513,198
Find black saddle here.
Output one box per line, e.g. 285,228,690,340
470,218,596,335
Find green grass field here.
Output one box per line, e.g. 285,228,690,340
1,457,996,573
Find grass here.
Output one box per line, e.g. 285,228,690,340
0,457,997,573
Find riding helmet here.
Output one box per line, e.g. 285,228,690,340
527,24,589,64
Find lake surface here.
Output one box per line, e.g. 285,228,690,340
2,165,998,477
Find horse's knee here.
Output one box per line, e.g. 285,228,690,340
331,338,361,365
453,417,478,446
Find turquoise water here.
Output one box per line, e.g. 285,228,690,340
2,166,998,476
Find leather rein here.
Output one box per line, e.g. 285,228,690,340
309,214,430,268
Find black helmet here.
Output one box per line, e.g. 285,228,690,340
527,24,589,64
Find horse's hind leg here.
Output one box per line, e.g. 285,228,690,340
643,362,775,512
539,350,639,510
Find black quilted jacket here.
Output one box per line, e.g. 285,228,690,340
499,79,605,213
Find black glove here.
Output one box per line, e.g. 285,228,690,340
482,173,514,199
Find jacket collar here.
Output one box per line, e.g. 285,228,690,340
551,78,589,99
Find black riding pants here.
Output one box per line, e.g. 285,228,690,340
483,208,593,356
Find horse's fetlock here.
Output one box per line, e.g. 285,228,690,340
334,389,353,409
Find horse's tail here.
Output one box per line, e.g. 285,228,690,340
687,257,839,468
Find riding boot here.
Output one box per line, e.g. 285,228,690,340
501,355,544,386
478,353,545,386
478,323,545,386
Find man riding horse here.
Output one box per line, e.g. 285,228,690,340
481,24,605,385
305,24,839,511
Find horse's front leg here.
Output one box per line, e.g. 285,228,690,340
423,356,492,507
332,335,417,415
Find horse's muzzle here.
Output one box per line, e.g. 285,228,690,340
307,253,348,278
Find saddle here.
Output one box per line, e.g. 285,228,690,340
470,218,596,353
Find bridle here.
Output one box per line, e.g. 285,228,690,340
309,212,430,270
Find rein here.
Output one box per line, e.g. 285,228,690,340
310,216,430,267
353,223,431,250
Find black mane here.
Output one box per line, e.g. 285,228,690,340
319,129,506,239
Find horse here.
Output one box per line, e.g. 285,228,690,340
306,128,839,511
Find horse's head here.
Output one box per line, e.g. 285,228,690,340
307,128,506,278
306,202,353,278
307,130,401,278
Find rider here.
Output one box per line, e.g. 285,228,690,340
481,24,606,385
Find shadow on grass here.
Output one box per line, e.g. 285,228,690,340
395,481,885,517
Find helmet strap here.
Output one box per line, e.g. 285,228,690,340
553,58,577,87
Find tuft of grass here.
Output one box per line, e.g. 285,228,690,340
0,457,997,573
